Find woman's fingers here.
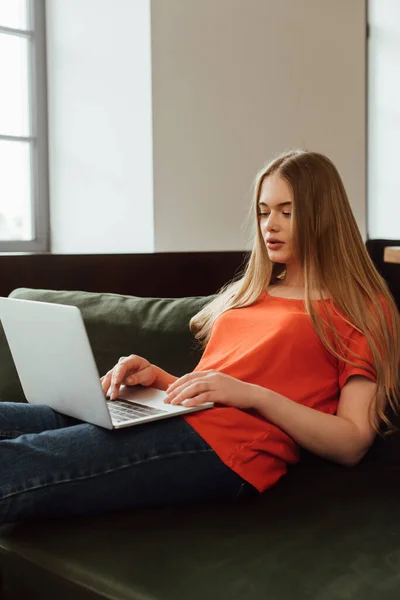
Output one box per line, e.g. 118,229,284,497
109,363,130,400
167,381,210,405
101,356,152,400
125,364,155,386
166,371,212,394
100,371,113,395
109,359,149,399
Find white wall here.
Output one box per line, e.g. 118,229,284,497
46,0,154,253
46,0,367,253
368,0,400,239
151,0,367,251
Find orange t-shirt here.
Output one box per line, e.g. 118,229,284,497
183,292,377,493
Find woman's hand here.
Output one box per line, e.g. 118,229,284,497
100,355,157,400
164,370,257,410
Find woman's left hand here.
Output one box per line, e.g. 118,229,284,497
164,370,257,410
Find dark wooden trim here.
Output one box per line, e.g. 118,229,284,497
0,252,250,298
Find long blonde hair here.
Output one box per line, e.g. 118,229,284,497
190,149,400,434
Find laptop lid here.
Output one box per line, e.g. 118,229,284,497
0,297,113,428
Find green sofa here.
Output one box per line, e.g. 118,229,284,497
0,244,399,600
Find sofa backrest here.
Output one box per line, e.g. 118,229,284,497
0,251,249,299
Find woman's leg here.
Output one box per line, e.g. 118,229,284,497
0,403,256,525
0,401,82,440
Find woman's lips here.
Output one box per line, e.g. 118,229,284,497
267,242,284,250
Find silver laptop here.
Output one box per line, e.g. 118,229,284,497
0,297,213,429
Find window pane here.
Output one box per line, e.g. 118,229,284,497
0,0,28,30
0,32,30,136
0,140,33,241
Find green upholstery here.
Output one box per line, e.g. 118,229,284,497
0,288,400,600
1,458,400,600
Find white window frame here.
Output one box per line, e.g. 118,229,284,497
0,0,49,252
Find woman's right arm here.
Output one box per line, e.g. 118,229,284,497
100,355,178,400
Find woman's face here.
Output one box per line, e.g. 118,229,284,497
257,173,295,265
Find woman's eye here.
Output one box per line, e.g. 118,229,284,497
258,211,291,218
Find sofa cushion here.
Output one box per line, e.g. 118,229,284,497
0,288,214,403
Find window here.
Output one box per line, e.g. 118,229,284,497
0,0,49,252
367,0,400,239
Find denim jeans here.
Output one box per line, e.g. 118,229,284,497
0,402,257,525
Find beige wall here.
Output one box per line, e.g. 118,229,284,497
46,0,366,253
152,0,366,251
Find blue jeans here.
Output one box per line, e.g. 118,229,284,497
0,402,257,525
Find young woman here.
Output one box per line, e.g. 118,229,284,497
0,150,399,525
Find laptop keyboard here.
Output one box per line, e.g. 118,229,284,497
107,399,168,422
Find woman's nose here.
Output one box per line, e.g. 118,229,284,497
265,216,280,232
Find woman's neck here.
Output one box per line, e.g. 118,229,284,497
280,263,304,287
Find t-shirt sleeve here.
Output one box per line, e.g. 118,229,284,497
338,327,377,390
